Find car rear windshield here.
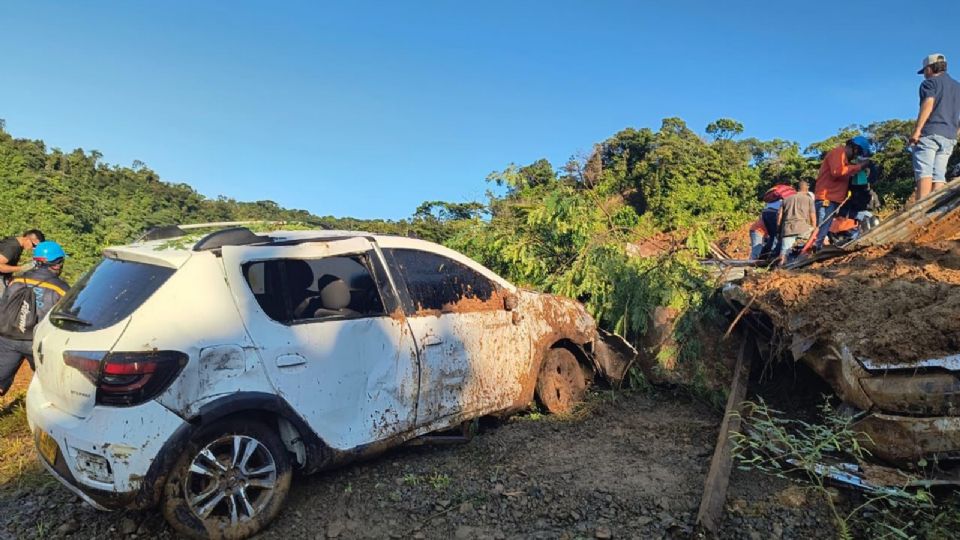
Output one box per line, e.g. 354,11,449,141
51,258,176,332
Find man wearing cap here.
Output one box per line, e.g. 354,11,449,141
910,53,960,200
813,137,872,249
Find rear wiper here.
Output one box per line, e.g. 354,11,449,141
50,311,92,326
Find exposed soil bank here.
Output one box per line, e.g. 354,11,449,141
740,240,960,363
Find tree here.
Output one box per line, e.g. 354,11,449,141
486,158,556,193
413,201,485,222
706,118,744,141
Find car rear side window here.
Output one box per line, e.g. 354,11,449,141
51,258,176,332
386,249,502,314
243,254,388,323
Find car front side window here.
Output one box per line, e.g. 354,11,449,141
386,248,503,314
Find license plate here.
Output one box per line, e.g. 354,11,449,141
36,429,59,464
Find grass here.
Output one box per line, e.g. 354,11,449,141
427,472,450,491
0,391,50,495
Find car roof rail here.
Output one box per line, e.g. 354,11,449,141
192,227,272,251
137,225,187,242
135,220,330,244
135,221,275,243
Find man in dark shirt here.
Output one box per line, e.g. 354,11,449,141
0,229,45,294
910,53,960,200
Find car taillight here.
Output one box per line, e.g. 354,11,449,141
64,350,188,407
63,351,105,384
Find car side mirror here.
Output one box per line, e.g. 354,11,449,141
503,292,518,311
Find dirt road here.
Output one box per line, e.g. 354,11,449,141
0,389,834,539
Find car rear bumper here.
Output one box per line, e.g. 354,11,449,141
26,376,188,509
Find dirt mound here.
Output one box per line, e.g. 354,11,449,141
740,241,960,363
626,231,680,258
714,221,754,259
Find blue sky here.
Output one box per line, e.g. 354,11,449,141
1,1,956,220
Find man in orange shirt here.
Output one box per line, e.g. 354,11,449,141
813,136,872,248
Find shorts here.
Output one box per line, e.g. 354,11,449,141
912,134,957,183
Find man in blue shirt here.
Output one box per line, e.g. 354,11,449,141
910,53,960,200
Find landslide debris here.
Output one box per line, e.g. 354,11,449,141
739,240,960,363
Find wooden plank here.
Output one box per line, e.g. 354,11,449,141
695,335,755,534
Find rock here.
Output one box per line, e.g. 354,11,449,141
120,517,138,535
57,519,81,535
595,525,613,538
327,520,346,538
459,501,474,514
729,498,749,514
775,486,808,508
749,532,762,540
455,525,474,540
773,522,784,539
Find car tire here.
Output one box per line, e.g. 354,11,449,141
161,417,293,540
535,347,590,414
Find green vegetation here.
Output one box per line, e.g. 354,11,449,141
0,393,51,492
733,399,960,540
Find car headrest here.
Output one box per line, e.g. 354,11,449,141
320,279,351,310
286,260,314,290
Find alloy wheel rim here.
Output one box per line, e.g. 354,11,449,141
183,435,278,526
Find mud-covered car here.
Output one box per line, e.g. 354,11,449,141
26,225,632,539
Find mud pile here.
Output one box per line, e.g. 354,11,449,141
714,221,754,259
740,241,960,363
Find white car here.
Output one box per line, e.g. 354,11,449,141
26,225,632,539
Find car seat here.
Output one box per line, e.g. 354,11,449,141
286,261,317,319
312,278,360,319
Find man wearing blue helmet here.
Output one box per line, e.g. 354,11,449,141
0,241,70,400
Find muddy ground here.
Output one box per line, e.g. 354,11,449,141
0,386,836,540
740,240,960,363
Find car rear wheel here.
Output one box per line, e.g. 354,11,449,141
162,418,292,540
536,347,590,414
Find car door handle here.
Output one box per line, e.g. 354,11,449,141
422,335,443,347
276,354,307,368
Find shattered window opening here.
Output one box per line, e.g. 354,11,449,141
387,248,501,314
243,254,386,323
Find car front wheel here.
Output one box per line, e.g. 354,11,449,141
162,418,292,539
535,347,590,414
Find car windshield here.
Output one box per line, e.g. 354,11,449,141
51,258,176,332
